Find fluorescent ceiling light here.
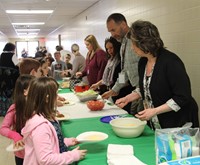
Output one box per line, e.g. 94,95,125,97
16,29,40,32
17,33,38,35
6,10,53,14
17,33,27,35
12,22,44,25
27,33,38,35
19,35,37,38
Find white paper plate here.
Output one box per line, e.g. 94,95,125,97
76,131,108,143
56,113,70,121
6,143,24,152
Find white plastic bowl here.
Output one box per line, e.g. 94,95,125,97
110,117,147,138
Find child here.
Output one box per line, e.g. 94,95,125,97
19,57,65,106
38,57,49,77
0,75,35,165
66,54,72,70
19,58,42,77
21,77,87,165
51,51,68,80
46,56,55,76
36,57,66,106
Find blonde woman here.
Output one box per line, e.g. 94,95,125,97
76,35,108,86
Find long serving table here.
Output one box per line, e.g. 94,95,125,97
57,93,128,119
61,117,156,165
58,88,155,165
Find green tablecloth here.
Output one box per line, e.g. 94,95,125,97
61,117,156,165
58,88,71,94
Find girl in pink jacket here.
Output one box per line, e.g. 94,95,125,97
21,77,87,165
0,75,35,165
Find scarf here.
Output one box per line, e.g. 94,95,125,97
102,54,120,86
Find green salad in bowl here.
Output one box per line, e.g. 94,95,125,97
76,90,98,102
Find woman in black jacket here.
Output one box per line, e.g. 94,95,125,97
0,42,19,69
115,20,199,129
0,42,20,116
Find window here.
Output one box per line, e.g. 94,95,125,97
16,41,39,58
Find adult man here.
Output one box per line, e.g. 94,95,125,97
102,13,141,114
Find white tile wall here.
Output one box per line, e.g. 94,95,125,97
46,0,200,120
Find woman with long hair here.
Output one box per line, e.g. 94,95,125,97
76,35,108,86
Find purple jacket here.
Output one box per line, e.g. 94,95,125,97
21,114,80,165
82,49,108,86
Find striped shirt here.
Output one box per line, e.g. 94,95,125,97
112,34,140,93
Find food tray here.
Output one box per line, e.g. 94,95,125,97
60,81,70,88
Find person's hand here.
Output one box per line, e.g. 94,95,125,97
14,140,24,149
60,70,66,77
101,90,117,99
73,146,87,160
71,138,79,146
63,70,69,76
135,108,157,121
76,72,82,77
90,83,98,90
57,100,64,107
67,69,72,73
115,97,129,108
57,95,65,101
57,95,66,106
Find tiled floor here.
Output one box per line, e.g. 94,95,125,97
0,117,15,164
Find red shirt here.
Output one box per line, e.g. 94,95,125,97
82,49,108,86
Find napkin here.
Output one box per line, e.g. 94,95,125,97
108,156,147,165
107,144,147,165
107,144,134,158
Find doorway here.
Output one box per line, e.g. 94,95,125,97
16,41,39,58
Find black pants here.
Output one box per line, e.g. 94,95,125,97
15,156,23,165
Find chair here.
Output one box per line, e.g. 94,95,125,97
0,66,19,116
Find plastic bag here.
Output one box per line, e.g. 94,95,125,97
155,123,200,164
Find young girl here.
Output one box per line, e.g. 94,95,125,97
37,57,66,106
0,74,35,165
38,57,49,77
21,77,87,165
46,56,55,77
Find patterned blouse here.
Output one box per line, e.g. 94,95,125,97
135,63,180,129
49,120,68,153
143,64,161,129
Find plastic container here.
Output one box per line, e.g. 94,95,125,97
74,85,89,92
